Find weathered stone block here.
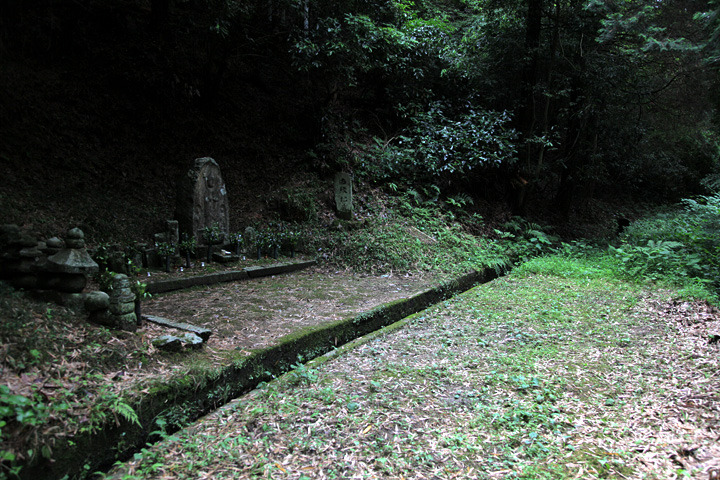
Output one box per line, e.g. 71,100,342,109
334,172,353,220
84,291,110,312
175,157,230,244
144,315,212,341
43,273,88,293
114,312,137,331
153,335,183,352
180,333,204,349
111,274,131,290
243,227,257,253
47,248,99,276
65,228,85,249
212,250,238,263
109,300,135,316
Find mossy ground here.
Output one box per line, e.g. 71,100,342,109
109,257,720,479
0,266,452,479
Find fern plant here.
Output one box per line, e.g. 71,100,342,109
110,398,141,427
496,217,558,263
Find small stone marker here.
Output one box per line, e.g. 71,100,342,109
334,172,353,220
44,237,64,255
179,333,204,349
176,157,230,244
108,274,137,331
212,249,238,263
152,333,204,352
84,291,110,312
244,226,257,253
152,335,183,352
167,220,179,247
144,314,212,341
45,228,99,293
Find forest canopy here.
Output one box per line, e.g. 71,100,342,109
190,0,720,210
2,0,719,215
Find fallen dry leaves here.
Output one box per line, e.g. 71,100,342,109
108,275,720,479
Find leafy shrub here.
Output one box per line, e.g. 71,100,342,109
286,361,319,386
675,195,720,285
306,196,509,275
494,217,558,264
361,103,518,186
97,269,117,293
609,240,703,283
607,194,720,301
201,224,224,245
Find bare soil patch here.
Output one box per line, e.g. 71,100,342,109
142,266,443,354
87,265,450,401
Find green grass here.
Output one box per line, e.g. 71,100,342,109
107,259,718,479
306,196,511,275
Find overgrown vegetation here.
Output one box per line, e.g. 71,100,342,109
302,192,512,275
2,0,720,476
359,104,518,187
0,285,148,479
3,0,720,244
600,194,720,303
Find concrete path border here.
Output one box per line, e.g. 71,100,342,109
146,259,317,294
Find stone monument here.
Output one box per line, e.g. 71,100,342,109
243,226,257,254
176,157,230,244
334,172,353,220
44,228,99,293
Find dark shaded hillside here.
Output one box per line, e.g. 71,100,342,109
0,0,324,243
2,0,711,249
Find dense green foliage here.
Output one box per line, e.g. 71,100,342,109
47,0,712,210
304,193,511,274
4,0,719,213
361,104,518,187
282,0,720,209
609,194,720,301
5,1,720,477
510,192,720,304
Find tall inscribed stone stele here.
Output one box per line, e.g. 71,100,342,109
176,157,230,244
334,172,353,220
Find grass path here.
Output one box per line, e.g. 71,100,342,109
107,258,720,479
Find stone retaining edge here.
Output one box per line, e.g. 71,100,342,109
26,266,500,480
145,259,317,293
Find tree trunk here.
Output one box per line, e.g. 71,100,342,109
515,0,543,215
554,48,588,219
135,300,143,327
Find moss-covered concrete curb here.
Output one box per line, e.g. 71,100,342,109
26,266,499,480
145,259,317,294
